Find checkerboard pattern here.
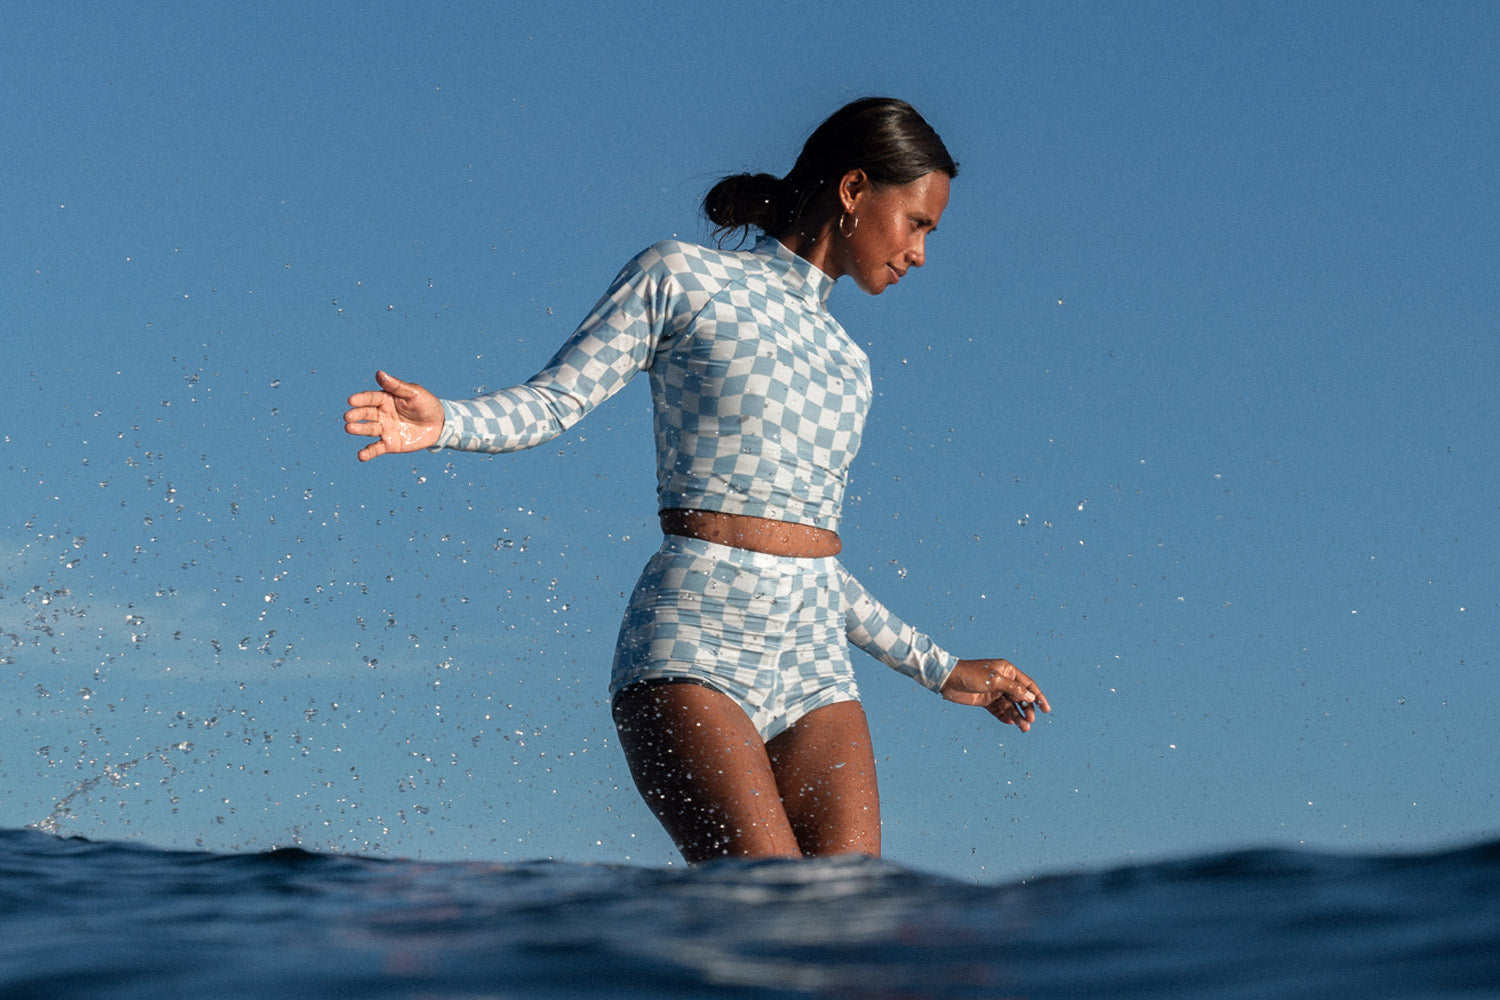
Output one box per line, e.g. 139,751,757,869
435,237,871,533
841,567,958,692
609,535,857,740
437,237,957,706
609,536,958,738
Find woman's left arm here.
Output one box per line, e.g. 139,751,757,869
839,565,1049,732
938,657,1050,732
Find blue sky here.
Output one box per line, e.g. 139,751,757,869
3,2,1496,880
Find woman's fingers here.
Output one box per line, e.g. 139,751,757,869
346,389,390,410
344,372,443,460
994,660,1050,714
344,406,383,434
345,372,442,457
988,697,1037,731
941,658,1050,731
356,439,388,462
375,369,419,399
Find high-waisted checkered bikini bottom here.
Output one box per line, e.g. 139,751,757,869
610,534,860,740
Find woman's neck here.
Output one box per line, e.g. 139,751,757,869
777,222,841,281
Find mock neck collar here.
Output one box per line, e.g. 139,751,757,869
753,236,835,306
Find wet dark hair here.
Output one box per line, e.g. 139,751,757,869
703,97,958,243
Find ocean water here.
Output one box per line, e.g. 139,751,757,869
2,828,1495,1000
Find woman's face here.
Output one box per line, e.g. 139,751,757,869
836,170,951,295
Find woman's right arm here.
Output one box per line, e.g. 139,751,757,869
435,249,683,454
346,245,685,460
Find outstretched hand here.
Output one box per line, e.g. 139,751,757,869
344,370,444,461
941,658,1051,732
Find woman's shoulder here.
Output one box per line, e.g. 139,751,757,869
629,239,758,283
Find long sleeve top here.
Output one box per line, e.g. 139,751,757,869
434,237,956,691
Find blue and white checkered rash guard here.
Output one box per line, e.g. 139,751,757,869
436,237,866,532
433,236,957,692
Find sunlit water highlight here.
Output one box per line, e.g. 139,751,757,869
3,828,1495,999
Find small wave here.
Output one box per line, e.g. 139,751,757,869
2,828,1497,999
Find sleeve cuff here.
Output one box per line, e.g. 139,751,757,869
428,400,459,451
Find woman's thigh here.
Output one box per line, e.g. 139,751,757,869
766,699,881,857
612,680,801,863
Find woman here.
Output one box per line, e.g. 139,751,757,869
344,97,1049,863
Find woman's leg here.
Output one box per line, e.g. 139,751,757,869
766,699,882,857
612,680,801,863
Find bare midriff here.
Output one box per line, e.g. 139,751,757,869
659,508,842,559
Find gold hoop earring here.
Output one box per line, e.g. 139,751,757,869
838,212,858,238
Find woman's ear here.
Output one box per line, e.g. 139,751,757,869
837,169,870,213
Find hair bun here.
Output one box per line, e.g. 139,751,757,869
702,172,788,239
